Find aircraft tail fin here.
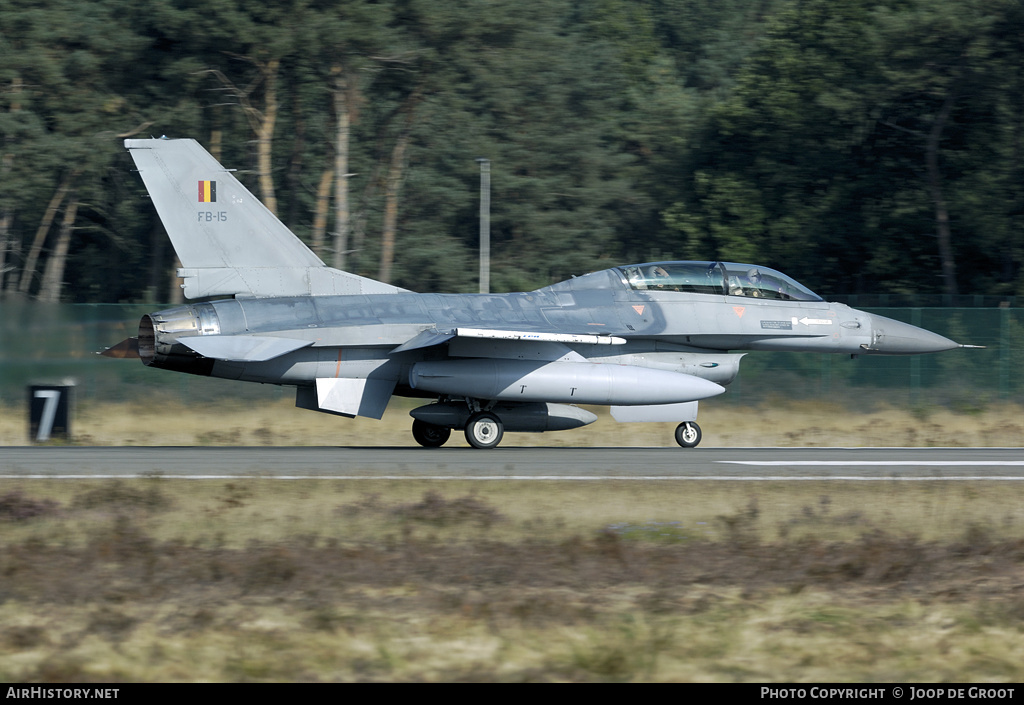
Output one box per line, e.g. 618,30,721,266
125,138,405,299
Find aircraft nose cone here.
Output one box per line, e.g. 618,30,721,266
867,314,959,354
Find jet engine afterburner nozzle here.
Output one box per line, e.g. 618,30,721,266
138,305,218,376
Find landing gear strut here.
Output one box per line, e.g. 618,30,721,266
412,419,451,448
675,421,701,448
465,412,504,449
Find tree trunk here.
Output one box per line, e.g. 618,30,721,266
19,175,71,296
0,209,15,295
378,131,409,284
209,127,222,162
255,58,280,215
0,166,11,295
0,77,20,296
205,62,279,214
0,208,11,295
378,88,423,284
311,168,334,259
286,85,307,229
926,87,960,297
145,222,165,304
169,256,184,305
352,161,384,274
331,66,355,270
38,189,78,303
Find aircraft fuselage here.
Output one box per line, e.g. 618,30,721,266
139,267,951,397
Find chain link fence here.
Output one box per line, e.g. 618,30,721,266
2,302,1021,409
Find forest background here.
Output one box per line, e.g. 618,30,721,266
0,0,1022,305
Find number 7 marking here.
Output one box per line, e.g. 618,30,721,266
34,390,61,441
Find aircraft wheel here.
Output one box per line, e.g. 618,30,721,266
412,419,451,448
675,422,702,448
465,412,504,449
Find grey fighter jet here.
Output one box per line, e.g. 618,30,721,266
104,138,961,448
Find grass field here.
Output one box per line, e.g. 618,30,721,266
3,397,1024,447
1,400,1022,681
0,478,1022,682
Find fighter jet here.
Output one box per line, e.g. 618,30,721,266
104,138,962,448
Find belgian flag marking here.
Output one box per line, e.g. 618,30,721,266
198,180,217,202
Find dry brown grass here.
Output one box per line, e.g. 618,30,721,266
2,398,1022,447
0,479,1023,681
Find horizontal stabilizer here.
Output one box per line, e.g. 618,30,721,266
180,335,312,362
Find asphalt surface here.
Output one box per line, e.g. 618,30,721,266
1,446,1022,479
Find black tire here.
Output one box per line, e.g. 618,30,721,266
464,412,504,449
675,421,701,448
412,419,451,448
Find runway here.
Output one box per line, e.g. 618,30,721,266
1,446,1023,480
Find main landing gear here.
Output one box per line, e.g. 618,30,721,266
410,412,504,449
464,412,504,449
409,403,701,449
411,419,451,448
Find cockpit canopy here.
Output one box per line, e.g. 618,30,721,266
615,261,822,302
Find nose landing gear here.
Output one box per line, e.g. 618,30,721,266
675,421,701,448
